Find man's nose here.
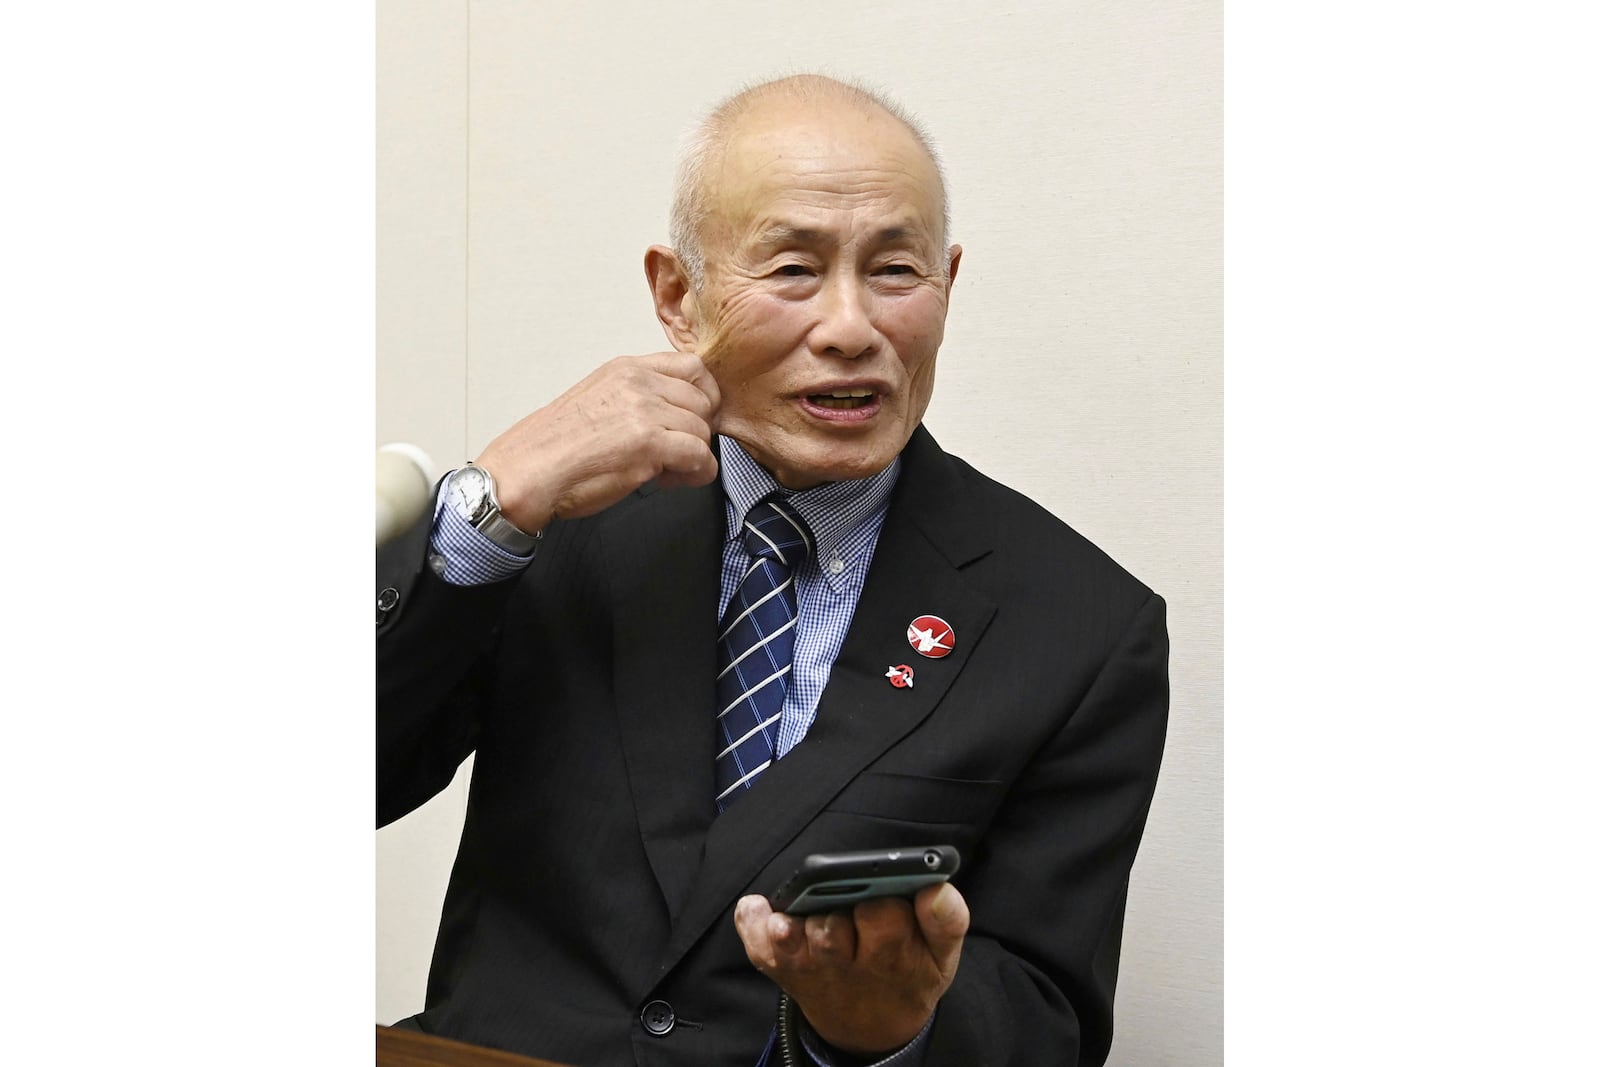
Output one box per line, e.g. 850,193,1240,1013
809,277,881,359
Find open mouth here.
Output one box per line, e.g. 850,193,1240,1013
807,388,876,410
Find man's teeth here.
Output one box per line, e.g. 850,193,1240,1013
809,389,875,409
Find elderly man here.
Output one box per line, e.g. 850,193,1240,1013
378,75,1168,1067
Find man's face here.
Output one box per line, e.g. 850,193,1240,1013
689,102,960,490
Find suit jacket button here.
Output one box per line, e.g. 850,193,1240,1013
640,999,675,1036
376,587,400,625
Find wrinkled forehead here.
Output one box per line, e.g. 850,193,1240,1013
704,104,946,248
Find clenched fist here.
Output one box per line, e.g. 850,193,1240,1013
473,352,721,534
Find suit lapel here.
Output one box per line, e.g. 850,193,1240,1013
657,428,998,973
606,480,724,924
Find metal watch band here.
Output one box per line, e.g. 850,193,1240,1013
454,463,542,556
475,507,541,556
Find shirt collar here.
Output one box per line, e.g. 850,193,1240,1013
718,436,900,566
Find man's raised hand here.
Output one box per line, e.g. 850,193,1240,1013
473,352,721,534
734,883,970,1056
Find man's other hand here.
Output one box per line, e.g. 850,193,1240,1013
734,883,969,1056
473,352,721,533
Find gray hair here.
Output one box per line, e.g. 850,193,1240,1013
669,74,953,291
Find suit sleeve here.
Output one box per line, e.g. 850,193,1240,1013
925,591,1170,1066
375,504,526,828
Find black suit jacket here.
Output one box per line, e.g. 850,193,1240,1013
377,426,1168,1067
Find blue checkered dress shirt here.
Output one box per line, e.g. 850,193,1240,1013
713,440,898,758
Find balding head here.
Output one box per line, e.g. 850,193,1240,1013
643,74,961,489
670,75,951,290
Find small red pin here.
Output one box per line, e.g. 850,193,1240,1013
906,615,955,659
886,664,915,689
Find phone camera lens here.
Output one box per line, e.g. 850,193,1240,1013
923,850,941,869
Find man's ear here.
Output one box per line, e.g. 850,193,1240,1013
944,244,963,295
645,245,701,352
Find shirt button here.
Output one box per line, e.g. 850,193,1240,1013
427,553,447,577
640,999,675,1036
828,557,845,575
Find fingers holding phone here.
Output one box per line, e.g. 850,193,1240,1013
733,883,968,1055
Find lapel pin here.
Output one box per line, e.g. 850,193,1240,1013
907,615,955,659
886,664,915,688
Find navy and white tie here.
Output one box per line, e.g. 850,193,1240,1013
714,497,812,813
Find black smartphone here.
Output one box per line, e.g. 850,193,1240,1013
768,845,961,916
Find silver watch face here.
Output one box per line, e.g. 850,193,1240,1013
447,466,491,521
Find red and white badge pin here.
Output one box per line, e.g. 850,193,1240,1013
886,664,915,689
906,615,955,659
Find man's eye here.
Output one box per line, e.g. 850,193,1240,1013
877,264,915,276
774,264,814,278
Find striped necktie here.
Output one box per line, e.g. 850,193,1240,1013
714,496,812,813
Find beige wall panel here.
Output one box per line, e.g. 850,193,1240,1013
380,2,1221,1061
377,0,468,467
375,0,471,1028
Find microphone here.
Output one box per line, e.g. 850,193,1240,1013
376,443,437,545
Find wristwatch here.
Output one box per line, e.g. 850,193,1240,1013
442,463,542,555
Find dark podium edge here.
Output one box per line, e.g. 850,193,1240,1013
376,1024,574,1067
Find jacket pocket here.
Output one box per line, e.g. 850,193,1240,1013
825,771,1006,827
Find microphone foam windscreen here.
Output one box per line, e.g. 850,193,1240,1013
376,443,436,544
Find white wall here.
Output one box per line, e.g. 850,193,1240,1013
377,3,1221,1063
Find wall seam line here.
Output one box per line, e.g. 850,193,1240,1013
462,0,472,467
